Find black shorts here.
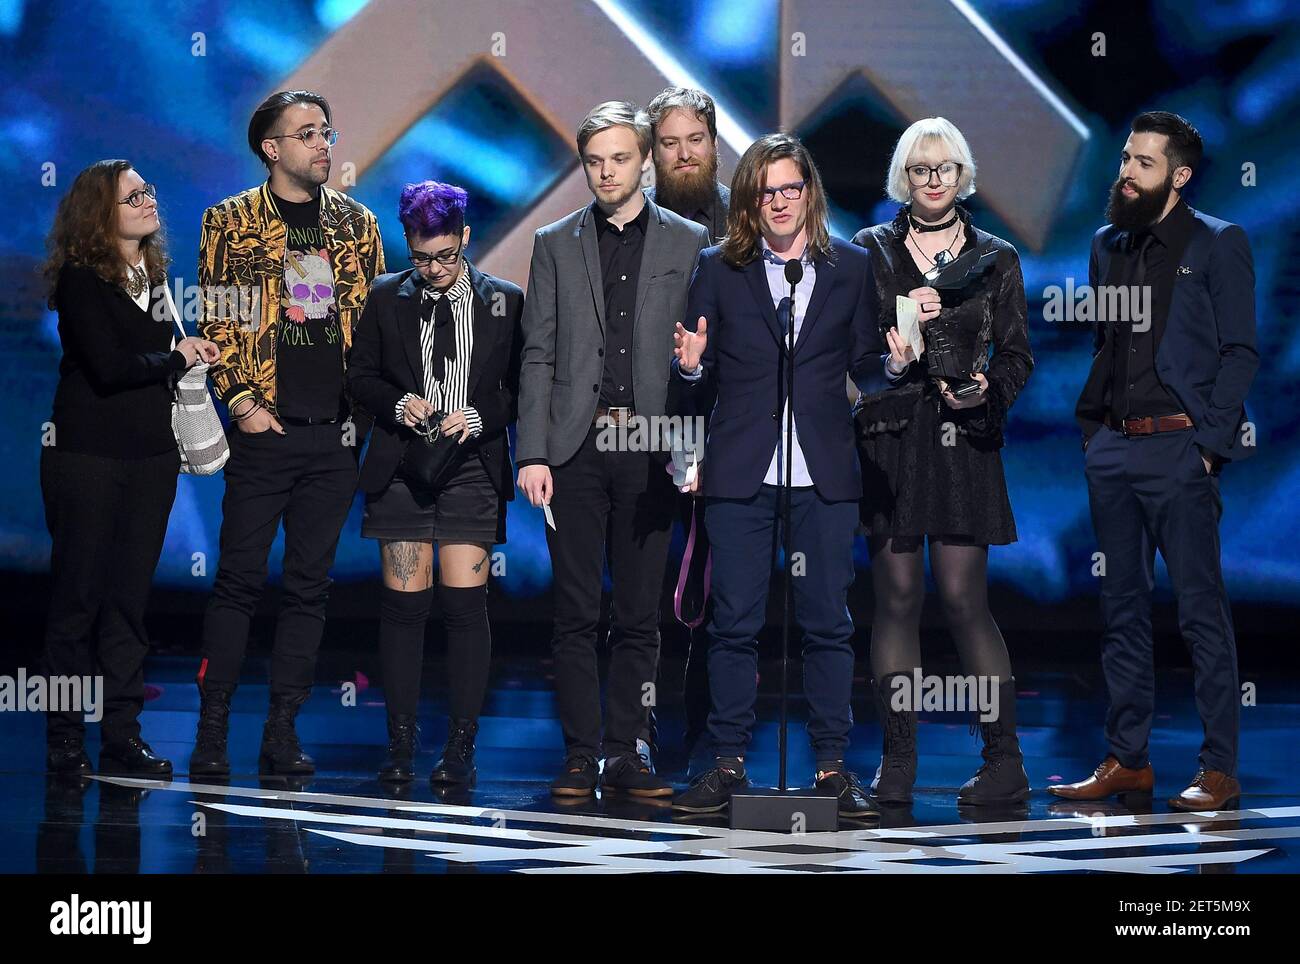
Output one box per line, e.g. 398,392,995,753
362,456,506,544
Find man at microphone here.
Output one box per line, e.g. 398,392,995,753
668,132,882,817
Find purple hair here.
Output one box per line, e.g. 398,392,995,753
398,180,468,239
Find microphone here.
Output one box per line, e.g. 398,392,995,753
783,258,803,288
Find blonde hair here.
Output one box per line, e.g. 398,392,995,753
576,101,652,159
886,117,977,203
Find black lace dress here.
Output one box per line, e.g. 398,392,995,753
850,205,1033,550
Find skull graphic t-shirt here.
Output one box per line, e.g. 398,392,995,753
272,190,344,419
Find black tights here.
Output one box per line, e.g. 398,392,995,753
868,536,1012,682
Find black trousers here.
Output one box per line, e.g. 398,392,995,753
40,446,179,744
199,423,357,694
546,424,676,760
1085,425,1240,776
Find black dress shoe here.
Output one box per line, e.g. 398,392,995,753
430,719,477,787
601,751,673,797
99,736,173,776
47,738,93,775
378,714,419,783
259,691,315,775
550,756,599,797
671,764,749,813
815,769,879,819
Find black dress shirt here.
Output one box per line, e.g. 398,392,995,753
593,201,649,408
1109,198,1195,419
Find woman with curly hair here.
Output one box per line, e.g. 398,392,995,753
41,159,217,777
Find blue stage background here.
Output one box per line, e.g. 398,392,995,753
4,0,1297,623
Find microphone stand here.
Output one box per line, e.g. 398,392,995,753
728,251,836,833
778,257,801,793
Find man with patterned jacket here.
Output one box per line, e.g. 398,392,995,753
189,90,384,777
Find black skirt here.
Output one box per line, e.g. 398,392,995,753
855,379,1017,551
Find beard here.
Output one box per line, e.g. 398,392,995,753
1106,170,1172,231
653,150,719,216
594,178,643,209
282,153,330,192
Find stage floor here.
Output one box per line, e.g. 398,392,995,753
3,656,1298,874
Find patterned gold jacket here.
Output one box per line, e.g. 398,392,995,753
197,182,385,415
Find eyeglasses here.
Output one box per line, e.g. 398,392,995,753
269,127,340,149
759,181,806,206
118,183,157,208
907,161,962,187
408,241,464,268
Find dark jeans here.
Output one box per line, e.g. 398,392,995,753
1085,425,1239,776
704,484,858,763
546,424,675,760
40,446,179,744
199,422,357,694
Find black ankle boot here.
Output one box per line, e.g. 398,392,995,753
958,677,1031,805
871,673,917,804
190,681,235,776
378,714,419,783
259,691,315,775
430,719,478,787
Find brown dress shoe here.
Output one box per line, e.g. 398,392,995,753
1167,769,1241,811
1047,755,1154,800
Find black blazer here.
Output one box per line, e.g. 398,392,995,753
347,261,524,497
668,237,880,502
1075,207,1258,462
49,263,188,459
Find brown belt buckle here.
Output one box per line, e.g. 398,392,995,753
604,406,633,426
1121,416,1149,437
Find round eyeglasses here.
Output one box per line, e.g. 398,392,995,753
907,161,962,187
270,127,340,149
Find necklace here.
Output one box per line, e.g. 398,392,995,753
907,223,961,270
908,210,958,233
124,263,147,298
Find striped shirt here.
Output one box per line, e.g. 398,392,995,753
415,264,481,436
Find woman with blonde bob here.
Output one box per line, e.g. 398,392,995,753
851,118,1034,807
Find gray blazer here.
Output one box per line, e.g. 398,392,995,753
516,198,710,467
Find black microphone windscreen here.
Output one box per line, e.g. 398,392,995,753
784,259,804,286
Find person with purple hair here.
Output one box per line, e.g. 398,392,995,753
347,180,524,789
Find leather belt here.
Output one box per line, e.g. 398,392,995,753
1105,412,1194,437
594,406,636,426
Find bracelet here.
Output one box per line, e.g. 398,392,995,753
230,399,259,421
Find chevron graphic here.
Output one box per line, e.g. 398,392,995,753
93,777,1295,874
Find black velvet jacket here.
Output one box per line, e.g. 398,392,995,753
850,205,1033,446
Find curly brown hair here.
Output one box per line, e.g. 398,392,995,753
43,159,170,310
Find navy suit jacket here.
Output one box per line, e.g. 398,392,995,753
1075,207,1258,462
668,236,881,501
